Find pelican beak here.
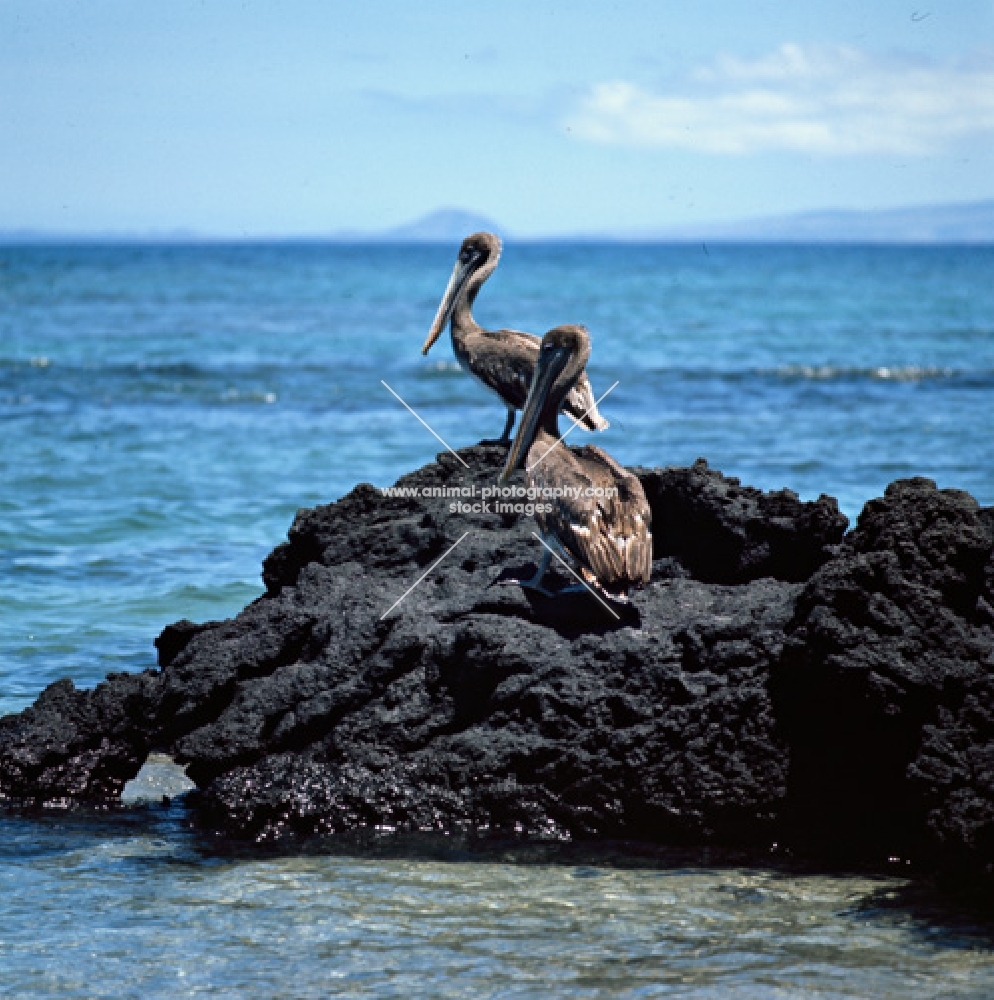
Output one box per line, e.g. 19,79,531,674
498,345,570,484
421,257,474,355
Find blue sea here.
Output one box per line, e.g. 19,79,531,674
2,242,993,997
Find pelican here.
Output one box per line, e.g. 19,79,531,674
498,324,652,600
421,232,609,443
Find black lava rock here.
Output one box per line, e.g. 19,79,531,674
635,458,848,584
773,478,994,876
2,445,992,888
0,672,159,806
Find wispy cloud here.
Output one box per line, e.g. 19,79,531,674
565,44,994,156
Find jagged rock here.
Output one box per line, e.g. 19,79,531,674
2,445,993,888
0,672,159,806
195,573,796,842
773,478,994,873
154,619,219,669
635,458,848,583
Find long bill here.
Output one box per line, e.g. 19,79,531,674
421,258,474,355
498,345,570,484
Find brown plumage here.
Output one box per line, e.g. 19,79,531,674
421,232,609,443
499,324,652,599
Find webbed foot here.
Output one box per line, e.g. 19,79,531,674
497,574,554,597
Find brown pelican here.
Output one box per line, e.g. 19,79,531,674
498,324,652,599
421,232,609,443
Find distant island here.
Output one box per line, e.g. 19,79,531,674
628,200,994,244
3,201,993,244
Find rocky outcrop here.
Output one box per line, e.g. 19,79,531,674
635,459,846,583
0,671,159,806
2,443,992,885
773,478,994,873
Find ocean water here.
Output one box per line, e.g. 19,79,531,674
3,806,994,999
2,242,993,995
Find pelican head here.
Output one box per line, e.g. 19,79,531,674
499,324,591,484
421,231,502,355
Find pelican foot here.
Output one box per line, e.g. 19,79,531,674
498,409,516,444
560,582,633,606
497,575,555,597
519,577,555,597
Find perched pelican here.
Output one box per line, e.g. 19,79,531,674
421,232,609,443
498,324,652,599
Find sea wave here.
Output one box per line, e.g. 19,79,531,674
4,356,993,391
769,364,960,382
0,358,367,376
631,364,994,384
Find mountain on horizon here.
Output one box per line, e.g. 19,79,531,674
378,208,504,242
2,201,992,244
0,209,506,245
622,199,994,244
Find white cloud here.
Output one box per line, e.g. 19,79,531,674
566,44,994,156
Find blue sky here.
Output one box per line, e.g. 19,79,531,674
1,0,992,235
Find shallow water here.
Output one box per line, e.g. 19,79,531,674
1,806,992,999
2,242,993,992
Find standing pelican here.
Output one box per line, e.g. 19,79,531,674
498,324,652,599
421,232,609,443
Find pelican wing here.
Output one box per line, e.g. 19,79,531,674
466,328,539,409
529,444,652,593
564,373,610,431
466,328,608,431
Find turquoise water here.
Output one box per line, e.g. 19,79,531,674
2,242,993,993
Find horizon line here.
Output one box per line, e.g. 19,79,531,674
3,197,994,246
3,235,994,247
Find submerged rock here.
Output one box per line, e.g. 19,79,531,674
2,443,992,885
120,752,196,805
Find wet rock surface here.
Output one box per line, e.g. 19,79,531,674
2,443,992,884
